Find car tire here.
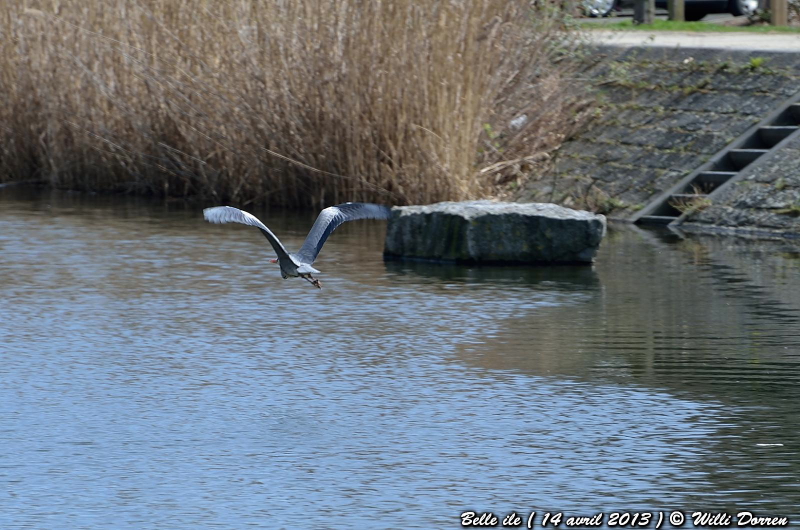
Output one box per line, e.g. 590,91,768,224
684,8,709,20
582,0,617,17
729,0,759,16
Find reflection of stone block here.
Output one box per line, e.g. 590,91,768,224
384,201,607,264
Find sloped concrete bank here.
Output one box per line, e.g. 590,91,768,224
683,131,800,236
521,45,800,236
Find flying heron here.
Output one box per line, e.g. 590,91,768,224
203,202,392,289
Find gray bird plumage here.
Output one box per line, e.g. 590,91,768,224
295,202,392,264
203,202,392,288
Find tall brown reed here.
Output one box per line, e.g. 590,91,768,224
0,0,591,207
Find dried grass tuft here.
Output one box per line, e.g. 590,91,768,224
1,0,592,207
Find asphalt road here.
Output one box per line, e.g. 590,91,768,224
583,11,800,51
587,29,800,51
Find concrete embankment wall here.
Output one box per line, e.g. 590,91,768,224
685,131,800,235
522,45,800,235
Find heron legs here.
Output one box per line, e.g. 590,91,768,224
302,274,322,289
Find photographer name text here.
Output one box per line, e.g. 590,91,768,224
460,510,789,528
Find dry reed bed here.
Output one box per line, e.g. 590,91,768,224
1,0,592,207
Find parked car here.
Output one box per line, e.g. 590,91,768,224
582,0,758,20
582,0,625,17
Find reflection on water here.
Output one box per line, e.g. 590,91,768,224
1,188,799,528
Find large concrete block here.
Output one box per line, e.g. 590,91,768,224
384,201,607,264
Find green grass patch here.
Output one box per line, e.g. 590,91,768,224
581,19,800,33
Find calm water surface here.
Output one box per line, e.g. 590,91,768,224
1,189,799,528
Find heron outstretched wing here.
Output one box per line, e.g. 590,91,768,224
203,206,292,263
296,202,392,264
